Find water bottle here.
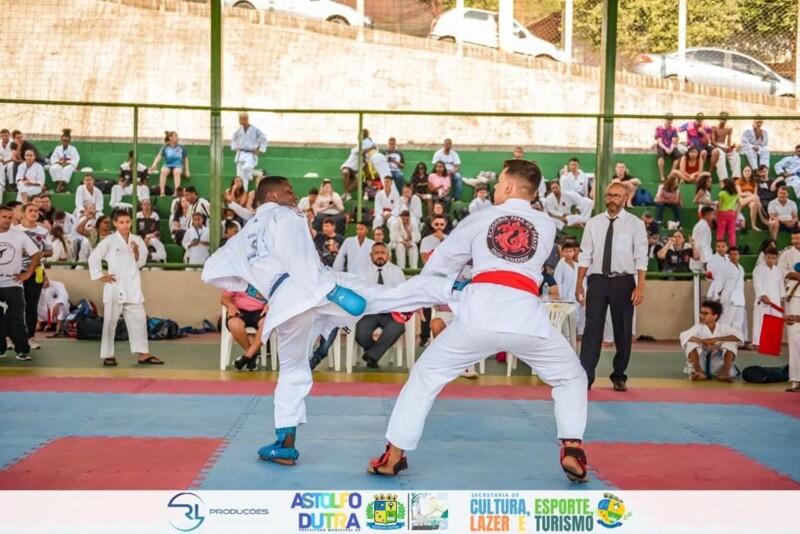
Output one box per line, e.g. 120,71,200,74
541,283,550,302
35,265,44,284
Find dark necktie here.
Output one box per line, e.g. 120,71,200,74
377,268,384,285
602,218,616,276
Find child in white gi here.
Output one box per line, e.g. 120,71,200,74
553,241,584,334
182,213,210,266
723,247,748,343
680,300,740,382
88,210,163,367
49,129,80,193
37,275,70,336
367,160,589,483
752,247,783,347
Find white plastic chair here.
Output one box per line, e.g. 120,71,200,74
428,307,486,374
323,328,344,372
507,302,578,377
219,306,274,371
345,322,411,374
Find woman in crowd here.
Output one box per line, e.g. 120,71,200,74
410,162,432,214
312,178,346,233
171,195,190,244
224,176,255,223
136,199,160,240
736,165,768,231
657,230,694,273
49,224,74,267
692,173,716,216
655,172,682,227
427,161,452,205
150,131,190,197
716,178,740,246
677,146,704,183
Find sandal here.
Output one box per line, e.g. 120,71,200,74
786,384,800,393
367,444,408,476
561,446,589,483
137,356,164,365
103,358,118,367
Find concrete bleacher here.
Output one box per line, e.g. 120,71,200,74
7,140,791,271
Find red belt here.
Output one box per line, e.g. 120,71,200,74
471,271,540,296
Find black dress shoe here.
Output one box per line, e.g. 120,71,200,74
362,354,379,368
612,379,628,392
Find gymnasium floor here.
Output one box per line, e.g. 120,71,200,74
0,337,797,491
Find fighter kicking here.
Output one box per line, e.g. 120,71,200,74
366,159,591,483
202,176,455,466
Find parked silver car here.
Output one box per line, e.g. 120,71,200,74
225,0,373,27
633,47,795,97
429,8,566,62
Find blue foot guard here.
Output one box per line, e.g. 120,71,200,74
258,427,300,465
327,285,367,316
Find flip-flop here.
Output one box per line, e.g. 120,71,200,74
561,447,590,484
786,386,800,393
103,358,117,367
366,445,408,477
138,356,164,365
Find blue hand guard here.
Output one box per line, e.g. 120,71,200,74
327,285,367,316
258,427,300,462
452,278,472,292
246,284,269,304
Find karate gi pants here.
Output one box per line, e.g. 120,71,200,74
100,301,150,359
237,162,255,191
744,147,769,170
787,298,800,383
385,319,587,450
273,311,317,429
50,164,76,184
714,148,741,180
394,242,419,269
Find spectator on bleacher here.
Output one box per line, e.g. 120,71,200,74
219,219,240,248
680,300,740,382
427,161,452,204
421,202,453,237
676,146,706,184
756,163,781,212
741,117,769,170
611,163,641,207
655,113,680,182
183,185,210,221
655,173,682,228
373,175,400,230
304,209,316,239
7,131,43,188
507,147,546,200
768,185,799,240
312,178,346,234
399,183,423,223
78,213,110,249
339,130,375,201
690,206,715,272
182,213,210,267
49,224,74,268
716,178,739,246
390,210,420,269
231,112,267,191
224,176,255,223
469,184,492,214
0,129,13,189
136,199,160,239
15,150,45,204
736,166,768,231
150,131,190,197
656,230,693,273
37,275,69,337
8,201,23,225
74,173,104,214
559,157,592,199
222,288,268,372
119,150,149,184
297,187,318,212
756,238,778,267
775,144,800,198
640,210,660,235
383,137,405,193
52,209,78,239
432,138,463,201
410,162,432,213
545,181,591,230
48,129,80,193
16,203,53,350
693,173,716,216
38,194,55,224
752,246,783,347
372,226,385,244
332,221,373,273
170,196,190,244
110,172,150,211
314,217,344,267
710,112,741,181
30,197,49,229
678,113,712,167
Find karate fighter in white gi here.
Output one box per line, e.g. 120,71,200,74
202,176,454,465
231,113,268,191
366,160,590,483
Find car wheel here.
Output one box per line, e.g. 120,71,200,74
233,1,255,8
327,15,350,25
438,36,456,43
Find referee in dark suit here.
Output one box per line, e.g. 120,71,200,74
576,183,648,391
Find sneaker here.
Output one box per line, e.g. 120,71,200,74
16,353,32,361
418,337,429,348
460,368,478,379
29,339,41,350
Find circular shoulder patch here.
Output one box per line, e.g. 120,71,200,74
486,215,538,263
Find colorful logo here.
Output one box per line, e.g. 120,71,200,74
596,493,632,529
486,215,538,263
410,492,448,531
366,494,406,530
291,492,362,532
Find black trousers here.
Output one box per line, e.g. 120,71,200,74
355,313,405,362
420,307,432,340
23,276,43,339
579,274,636,386
0,286,30,354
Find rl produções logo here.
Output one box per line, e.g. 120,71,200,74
167,492,205,532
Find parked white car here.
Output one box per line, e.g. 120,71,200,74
225,0,373,28
633,47,795,97
429,8,566,62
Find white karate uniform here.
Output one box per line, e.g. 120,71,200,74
373,187,401,229
553,258,584,334
15,162,45,200
110,183,150,210
399,195,423,223
713,145,742,181
0,140,12,185
741,127,769,170
722,262,747,341
88,232,150,359
389,217,421,269
37,280,70,323
706,253,729,301
332,236,374,273
559,170,590,198
778,246,800,382
384,198,587,451
50,236,75,267
366,150,392,181
341,139,376,172
75,185,105,214
752,263,784,346
49,145,80,184
679,322,740,377
468,197,492,214
689,219,713,273
544,191,592,230
182,225,210,266
231,124,268,190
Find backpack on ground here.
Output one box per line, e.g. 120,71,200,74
76,316,104,340
147,317,182,340
632,188,655,206
65,299,99,338
741,365,789,383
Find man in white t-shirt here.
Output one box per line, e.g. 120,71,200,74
767,185,798,240
0,205,42,360
432,138,463,202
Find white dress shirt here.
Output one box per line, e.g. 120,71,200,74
332,236,374,273
358,261,405,287
578,209,648,276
